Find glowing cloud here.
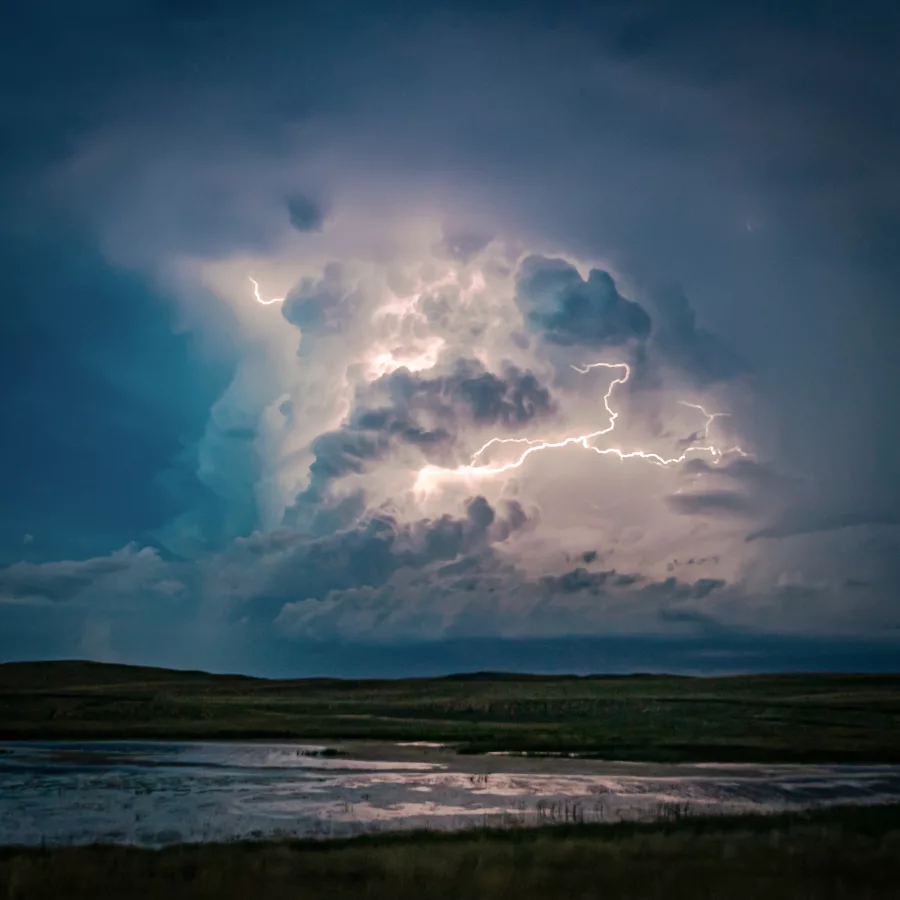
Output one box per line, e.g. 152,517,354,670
248,275,284,305
415,361,747,493
366,336,447,379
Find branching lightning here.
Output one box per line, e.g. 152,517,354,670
245,261,745,491
415,361,747,491
248,276,284,305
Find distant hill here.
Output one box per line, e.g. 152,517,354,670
0,659,258,691
2,660,899,762
2,659,899,692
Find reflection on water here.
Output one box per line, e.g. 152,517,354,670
2,741,899,847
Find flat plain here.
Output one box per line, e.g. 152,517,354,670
2,660,899,762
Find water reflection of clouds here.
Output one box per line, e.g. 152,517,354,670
3,742,900,847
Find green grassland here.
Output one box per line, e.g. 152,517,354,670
3,804,900,900
2,660,899,762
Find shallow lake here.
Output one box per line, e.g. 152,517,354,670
3,741,900,846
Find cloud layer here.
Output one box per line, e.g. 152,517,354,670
2,0,899,672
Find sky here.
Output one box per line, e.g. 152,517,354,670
2,0,900,676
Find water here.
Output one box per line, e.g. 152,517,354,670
2,741,899,847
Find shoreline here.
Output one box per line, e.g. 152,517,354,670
4,804,900,899
3,733,900,767
2,799,900,851
6,736,900,771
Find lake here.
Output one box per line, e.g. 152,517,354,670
3,741,900,846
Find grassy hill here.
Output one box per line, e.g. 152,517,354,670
1,660,899,763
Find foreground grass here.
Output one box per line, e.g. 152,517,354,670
2,660,900,762
3,804,900,899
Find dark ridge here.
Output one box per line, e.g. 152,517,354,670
2,660,899,692
0,660,260,690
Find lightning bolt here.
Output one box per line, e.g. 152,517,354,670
415,361,747,491
248,276,283,305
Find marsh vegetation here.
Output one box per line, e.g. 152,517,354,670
3,803,900,900
2,661,899,763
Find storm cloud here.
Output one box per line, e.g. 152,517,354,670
666,490,755,517
213,494,535,626
286,193,326,233
650,285,749,385
0,546,174,604
1,0,899,673
291,356,557,516
516,256,651,348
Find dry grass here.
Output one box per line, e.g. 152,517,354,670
3,805,900,900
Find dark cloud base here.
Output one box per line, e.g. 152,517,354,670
271,635,900,679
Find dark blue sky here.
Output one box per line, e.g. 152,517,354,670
1,0,899,675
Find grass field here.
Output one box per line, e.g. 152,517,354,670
3,803,900,899
2,660,899,762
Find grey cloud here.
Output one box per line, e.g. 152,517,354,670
775,580,821,600
681,459,801,510
612,572,643,587
0,558,127,603
244,496,532,616
692,577,726,599
306,429,395,482
657,606,728,633
516,255,651,348
282,264,356,335
436,553,494,578
0,546,166,603
286,193,325,233
434,549,524,595
486,499,533,544
667,490,754,516
303,491,369,538
6,1,900,666
540,566,645,594
154,417,263,558
682,458,792,487
542,567,607,593
540,567,644,594
666,556,721,572
275,556,735,644
746,510,900,541
650,285,749,384
641,576,727,603
383,360,556,430
290,359,556,514
437,228,492,262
